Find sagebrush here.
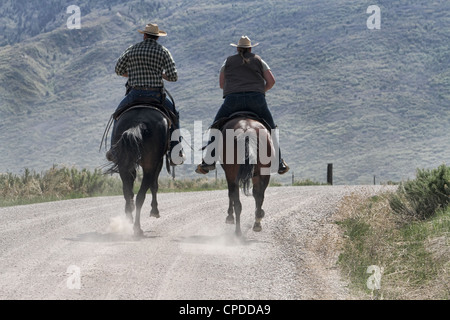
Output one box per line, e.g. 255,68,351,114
389,164,450,219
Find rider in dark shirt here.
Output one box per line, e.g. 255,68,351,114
196,36,289,175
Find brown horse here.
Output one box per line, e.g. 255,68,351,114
219,116,275,236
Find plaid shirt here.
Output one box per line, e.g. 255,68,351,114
115,39,177,88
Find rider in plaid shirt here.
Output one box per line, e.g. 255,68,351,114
115,38,178,88
109,23,184,165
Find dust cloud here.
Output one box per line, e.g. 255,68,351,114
106,215,133,235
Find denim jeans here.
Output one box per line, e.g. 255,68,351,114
111,89,178,146
213,92,276,129
115,89,175,114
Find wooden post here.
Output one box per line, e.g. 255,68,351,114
172,167,175,180
327,163,333,185
374,175,376,185
292,172,295,186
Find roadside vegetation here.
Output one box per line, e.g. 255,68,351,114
0,165,324,207
0,166,123,207
336,164,449,299
0,165,227,207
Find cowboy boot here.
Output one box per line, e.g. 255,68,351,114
278,150,289,175
195,160,216,174
195,138,216,174
278,159,289,175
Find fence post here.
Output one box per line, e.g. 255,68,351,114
327,163,333,185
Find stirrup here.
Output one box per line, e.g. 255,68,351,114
195,165,209,175
195,162,216,174
278,159,290,175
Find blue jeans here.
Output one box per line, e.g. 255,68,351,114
115,89,175,114
213,92,276,129
111,89,179,146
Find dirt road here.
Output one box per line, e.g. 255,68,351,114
0,185,394,300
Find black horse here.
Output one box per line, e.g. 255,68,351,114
106,106,170,237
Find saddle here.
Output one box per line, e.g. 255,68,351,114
113,100,177,127
99,96,177,155
210,111,272,131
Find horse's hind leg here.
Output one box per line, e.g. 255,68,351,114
148,172,160,218
228,182,242,236
119,168,136,222
134,171,152,237
226,198,234,224
252,175,269,232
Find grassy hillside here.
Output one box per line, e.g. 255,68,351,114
0,0,449,184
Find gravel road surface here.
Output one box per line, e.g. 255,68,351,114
0,185,395,300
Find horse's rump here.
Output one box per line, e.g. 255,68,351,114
211,111,272,132
221,117,274,195
106,107,169,174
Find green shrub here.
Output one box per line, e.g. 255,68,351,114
389,164,450,219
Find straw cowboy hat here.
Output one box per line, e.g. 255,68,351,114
230,36,259,48
138,23,167,37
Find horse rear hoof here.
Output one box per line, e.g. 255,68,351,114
134,226,144,238
125,213,134,223
253,222,262,232
226,215,235,224
150,212,160,219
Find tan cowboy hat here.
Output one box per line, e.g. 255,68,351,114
138,23,167,37
230,36,259,48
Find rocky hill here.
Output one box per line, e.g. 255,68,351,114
0,0,449,184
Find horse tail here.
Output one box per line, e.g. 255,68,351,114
106,124,147,174
236,130,257,196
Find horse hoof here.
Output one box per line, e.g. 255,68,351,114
125,213,133,223
226,216,235,224
133,227,144,238
253,222,262,232
150,212,160,219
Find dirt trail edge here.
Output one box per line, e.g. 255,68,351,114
0,185,395,299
